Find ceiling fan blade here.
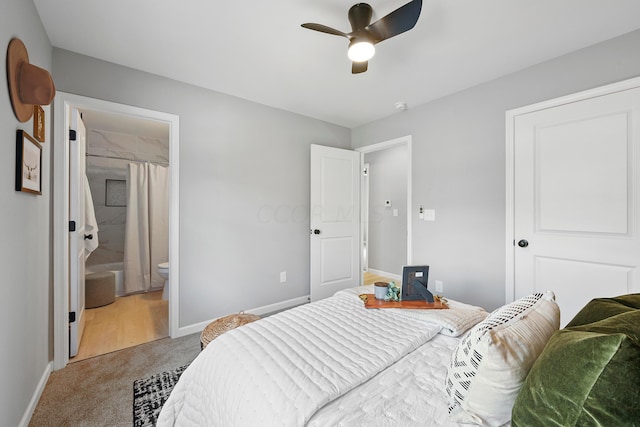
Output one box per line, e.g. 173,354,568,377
367,0,422,43
352,61,368,74
301,23,349,38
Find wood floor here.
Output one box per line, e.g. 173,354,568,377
363,271,396,285
71,290,168,362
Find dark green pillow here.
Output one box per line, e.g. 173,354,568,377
512,305,640,426
567,293,640,327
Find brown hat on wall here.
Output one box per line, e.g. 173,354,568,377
6,38,56,122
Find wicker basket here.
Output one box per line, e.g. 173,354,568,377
200,312,260,349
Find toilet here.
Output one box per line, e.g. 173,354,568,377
158,261,169,300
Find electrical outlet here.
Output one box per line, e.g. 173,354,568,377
435,280,444,293
280,271,287,283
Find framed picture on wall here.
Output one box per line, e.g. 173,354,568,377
16,129,42,195
33,105,45,142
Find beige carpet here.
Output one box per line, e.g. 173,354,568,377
29,333,201,427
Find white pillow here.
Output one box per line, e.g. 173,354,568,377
444,291,560,426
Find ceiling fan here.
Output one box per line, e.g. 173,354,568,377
301,0,422,74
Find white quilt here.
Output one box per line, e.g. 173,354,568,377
158,289,484,426
308,334,463,426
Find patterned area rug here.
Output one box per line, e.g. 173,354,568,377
133,364,189,426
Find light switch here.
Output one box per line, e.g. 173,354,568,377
424,209,435,221
393,209,398,217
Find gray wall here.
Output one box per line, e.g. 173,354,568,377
0,1,52,425
364,145,408,275
52,49,351,326
352,29,640,311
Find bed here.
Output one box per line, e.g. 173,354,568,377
157,286,640,426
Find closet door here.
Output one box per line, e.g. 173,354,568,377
513,85,640,325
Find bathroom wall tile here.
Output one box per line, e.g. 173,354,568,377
138,136,169,155
86,127,169,266
86,156,110,170
88,130,111,149
97,207,126,226
109,157,135,172
98,130,132,152
86,248,118,266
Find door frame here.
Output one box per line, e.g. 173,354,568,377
362,162,370,272
505,75,640,304
68,108,87,358
356,135,413,275
52,92,180,370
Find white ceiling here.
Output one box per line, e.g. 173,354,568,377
34,0,640,129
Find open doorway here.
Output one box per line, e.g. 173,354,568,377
357,136,412,285
71,108,171,362
52,93,180,370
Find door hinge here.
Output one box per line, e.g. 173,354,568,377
69,129,76,141
69,312,76,323
69,221,76,232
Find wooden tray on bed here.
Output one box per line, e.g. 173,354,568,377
361,294,448,309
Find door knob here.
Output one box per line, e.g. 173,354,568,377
312,229,321,235
517,239,528,248
84,234,93,240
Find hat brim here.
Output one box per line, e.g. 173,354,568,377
6,38,33,122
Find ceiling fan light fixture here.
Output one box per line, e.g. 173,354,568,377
348,40,375,62
301,0,422,73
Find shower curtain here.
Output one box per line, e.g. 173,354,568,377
123,162,169,294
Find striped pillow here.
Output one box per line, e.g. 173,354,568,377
444,291,559,426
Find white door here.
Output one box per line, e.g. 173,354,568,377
310,144,361,301
514,86,640,326
69,108,87,357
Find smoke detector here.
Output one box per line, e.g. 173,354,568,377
394,101,408,112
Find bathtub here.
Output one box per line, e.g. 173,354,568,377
86,262,124,297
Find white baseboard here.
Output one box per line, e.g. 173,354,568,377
367,268,401,281
174,319,215,338
172,295,310,338
245,295,310,317
19,361,52,427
